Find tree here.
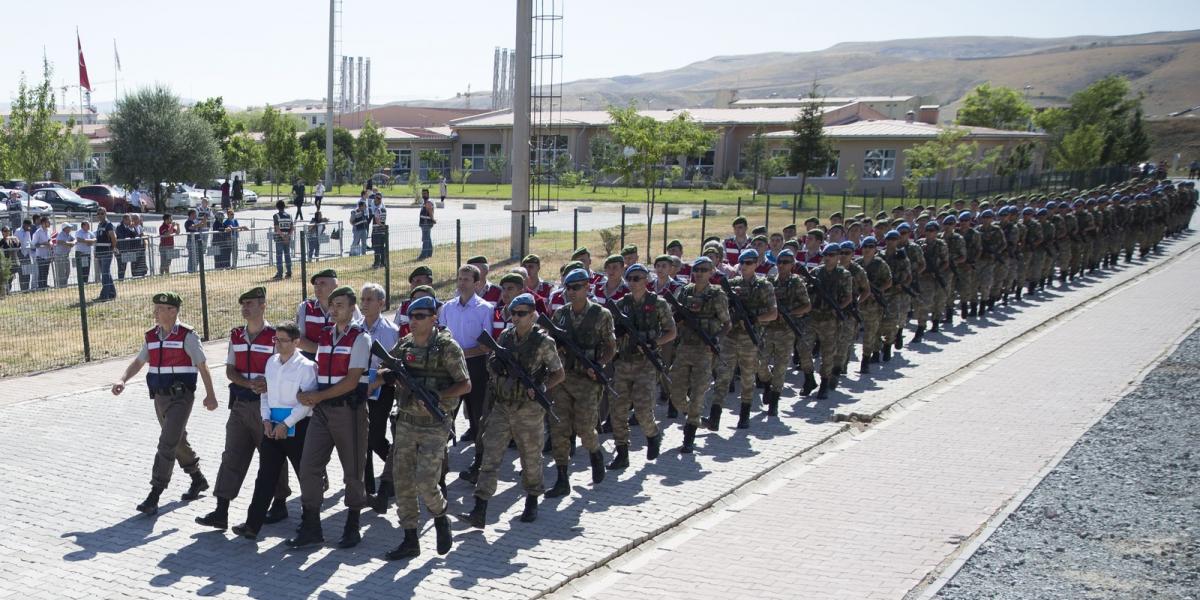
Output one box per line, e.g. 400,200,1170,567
1036,76,1143,169
455,159,473,191
192,97,241,172
788,88,835,203
743,127,770,196
1121,107,1151,165
956,83,1034,130
300,126,354,189
1052,124,1104,170
2,59,74,189
587,134,622,192
224,133,264,177
902,127,979,196
353,118,392,186
418,149,448,183
299,145,326,191
107,86,223,211
485,152,509,189
63,131,92,177
262,105,300,199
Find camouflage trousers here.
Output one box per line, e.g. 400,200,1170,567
473,398,545,500
714,331,762,407
669,341,716,427
1056,242,1072,276
859,299,887,359
757,326,795,391
810,314,840,379
1123,229,1139,257
955,267,976,307
942,272,957,314
392,418,449,529
1024,251,1042,285
914,275,942,327
1071,240,1086,273
835,313,856,368
792,316,815,373
883,292,910,341
611,358,660,446
548,372,602,467
976,261,996,302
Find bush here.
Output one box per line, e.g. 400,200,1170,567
722,175,746,190
558,170,584,188
598,227,620,256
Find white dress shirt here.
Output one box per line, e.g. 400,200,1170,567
438,294,494,351
261,352,318,427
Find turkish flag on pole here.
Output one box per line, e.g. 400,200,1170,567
77,30,91,92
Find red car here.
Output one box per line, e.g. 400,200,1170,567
76,184,131,212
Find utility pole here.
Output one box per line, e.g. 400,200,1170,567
324,0,335,188
510,0,532,259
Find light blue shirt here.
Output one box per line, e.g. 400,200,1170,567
438,293,494,351
362,314,400,369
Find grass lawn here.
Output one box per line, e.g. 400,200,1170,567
247,182,769,205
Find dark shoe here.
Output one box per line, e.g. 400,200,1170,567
968,302,978,318
607,445,630,470
231,523,259,540
286,510,324,549
181,472,209,501
881,345,892,362
894,331,904,349
960,303,969,320
815,380,829,400
546,466,571,498
945,307,954,322
264,497,289,524
462,497,487,529
337,509,361,549
666,402,679,419
434,515,453,555
1001,293,1008,306
801,372,817,396
590,450,606,484
736,403,751,429
702,403,722,431
930,320,940,333
859,357,870,375
458,454,481,484
195,507,228,530
680,424,697,454
137,487,163,515
766,387,779,417
646,434,662,460
870,351,880,363
1015,287,1023,301
385,528,421,561
911,326,925,344
519,494,539,523
371,482,393,514
459,427,475,443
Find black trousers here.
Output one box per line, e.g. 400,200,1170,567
463,355,490,453
243,418,308,531
363,385,394,493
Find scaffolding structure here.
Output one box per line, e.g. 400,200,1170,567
529,0,564,217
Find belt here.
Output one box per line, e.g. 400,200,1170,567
322,396,362,408
395,410,442,428
150,385,195,397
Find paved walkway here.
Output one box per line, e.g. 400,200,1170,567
0,223,1195,599
556,238,1200,600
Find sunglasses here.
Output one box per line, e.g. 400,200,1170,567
410,312,434,321
692,266,712,273
566,283,587,291
777,260,795,265
511,309,534,317
626,275,646,282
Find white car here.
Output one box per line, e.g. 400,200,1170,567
162,183,205,210
242,189,258,204
0,189,53,219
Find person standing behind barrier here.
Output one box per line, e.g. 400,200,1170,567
313,180,324,211
73,219,94,283
219,208,246,269
185,209,201,274
292,179,305,221
307,212,326,261
0,226,20,291
370,193,388,269
31,216,52,290
131,214,149,277
14,219,33,291
195,199,214,269
350,198,369,256
440,265,495,483
272,201,294,280
220,179,231,211
231,176,243,209
94,210,117,300
157,215,178,274
52,222,75,288
417,188,435,260
438,176,448,202
115,214,137,280
111,291,217,515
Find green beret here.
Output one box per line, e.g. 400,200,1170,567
559,260,584,275
666,239,683,250
409,285,435,298
978,201,991,210
152,291,182,307
783,223,798,231
604,254,624,267
751,234,768,243
238,286,266,303
499,273,526,288
912,205,925,212
732,216,748,227
807,229,825,240
828,223,845,232
310,268,337,284
953,198,966,204
703,236,721,245
940,203,952,211
751,226,768,236
875,211,889,220
653,254,673,265
892,205,906,212
570,247,590,259
829,212,843,219
620,245,638,256
328,286,356,304
466,255,488,265
852,213,866,221
891,218,907,227
521,254,540,265
408,265,433,281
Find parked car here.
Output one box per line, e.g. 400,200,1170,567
29,181,69,191
0,188,52,219
161,183,204,210
0,179,27,191
31,187,99,213
76,184,130,212
242,188,258,204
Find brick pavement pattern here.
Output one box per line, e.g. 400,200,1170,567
0,223,1196,599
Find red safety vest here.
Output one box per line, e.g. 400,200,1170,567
677,263,692,283
548,289,567,313
395,299,412,337
491,306,507,338
724,236,750,265
300,299,330,346
593,279,628,303
144,324,198,391
315,324,369,403
228,324,276,400
480,283,502,304
532,280,553,300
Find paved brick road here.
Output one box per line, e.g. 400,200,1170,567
0,224,1195,599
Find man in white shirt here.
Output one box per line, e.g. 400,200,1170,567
13,219,34,291
232,321,317,540
370,193,388,269
52,222,75,287
31,216,52,290
438,265,495,481
74,221,95,283
314,181,325,211
359,282,400,505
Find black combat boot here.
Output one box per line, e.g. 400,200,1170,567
702,403,722,430
182,471,209,501
519,494,539,523
911,325,925,344
286,509,324,549
231,522,259,540
385,528,421,560
1014,286,1022,301
736,403,751,429
434,515,452,555
458,452,482,484
1000,292,1008,306
590,450,606,484
815,379,829,400
195,497,230,529
545,466,571,498
337,509,362,549
680,424,697,454
894,330,905,349
945,306,954,323
960,302,969,320
930,320,940,333
607,445,630,470
767,387,780,416
881,345,892,362
859,356,870,375
666,402,679,419
646,434,662,460
1125,250,1132,263
371,481,393,514
265,496,290,524
137,486,164,515
463,497,488,529
801,371,817,396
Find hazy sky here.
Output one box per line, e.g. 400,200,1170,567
3,0,1196,111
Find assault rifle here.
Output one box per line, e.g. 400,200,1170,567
605,298,671,384
796,266,846,321
663,292,721,356
476,332,559,423
369,340,453,435
718,275,763,346
536,314,619,399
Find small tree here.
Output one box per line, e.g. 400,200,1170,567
225,133,264,178
956,83,1034,130
485,152,508,189
788,86,835,203
1121,107,1151,166
455,158,473,191
299,145,326,189
192,97,241,172
1052,124,1104,170
261,106,299,198
587,134,622,192
419,149,447,182
743,127,769,196
353,118,391,186
2,59,74,191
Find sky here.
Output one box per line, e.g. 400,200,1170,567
2,0,1197,112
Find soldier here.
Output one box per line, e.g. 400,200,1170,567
608,264,676,467
111,292,217,515
383,296,471,561
896,222,924,345
620,244,639,268
759,249,809,411
723,216,752,266
958,212,982,317
881,230,911,359
288,286,371,550
855,237,892,373
1021,208,1044,295
810,245,853,398
464,294,566,528
196,287,291,530
545,269,616,498
1038,207,1057,291
976,210,1006,313
522,254,555,301
836,240,865,373
667,257,730,453
392,266,434,331
710,249,777,430
941,215,966,324
467,255,503,304
297,269,362,361
915,221,950,340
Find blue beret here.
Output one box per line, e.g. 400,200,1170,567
860,236,878,247
1086,199,1097,206
563,268,590,285
1072,199,1083,207
958,210,973,220
839,240,855,251
1134,193,1148,201
777,248,796,259
738,248,759,262
942,215,957,225
1036,208,1048,216
691,256,714,268
624,263,649,278
407,296,437,316
820,244,840,257
883,230,900,241
1021,207,1034,215
980,209,995,218
1045,201,1057,209
925,221,940,231
897,223,912,232
1098,195,1110,202
507,293,536,312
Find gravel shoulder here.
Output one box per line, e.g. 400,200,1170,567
935,325,1200,600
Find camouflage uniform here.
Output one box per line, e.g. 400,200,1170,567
473,325,563,501
611,292,674,447
1022,217,1044,289
882,246,913,343
856,254,892,361
548,302,615,467
977,223,1007,303
960,226,982,310
809,265,853,382
713,274,776,408
390,330,468,530
916,236,949,329
942,229,965,317
1040,218,1058,283
668,285,729,427
837,261,868,369
758,272,809,390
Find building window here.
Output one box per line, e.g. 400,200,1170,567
419,148,451,180
685,149,716,180
388,149,412,178
863,149,895,180
530,135,569,170
461,144,491,171
813,150,840,179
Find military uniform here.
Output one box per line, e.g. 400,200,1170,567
547,302,615,470
916,233,949,333
856,253,892,366
809,263,853,397
837,260,868,370
882,244,913,350
668,284,729,434
942,228,965,319
977,221,1007,308
712,273,775,426
611,291,674,460
758,270,809,409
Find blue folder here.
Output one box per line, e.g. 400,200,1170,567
269,407,296,437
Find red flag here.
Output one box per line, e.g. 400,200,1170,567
77,31,91,91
